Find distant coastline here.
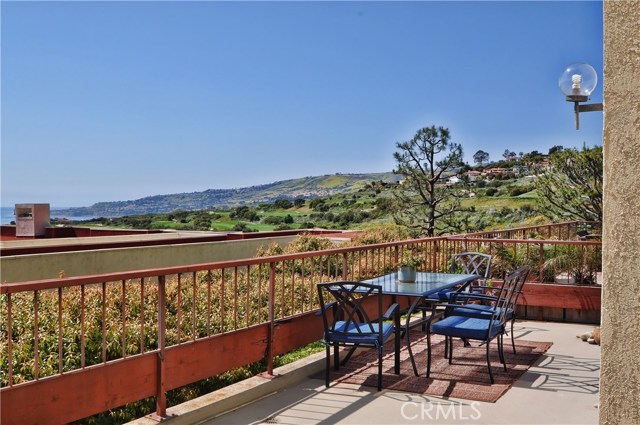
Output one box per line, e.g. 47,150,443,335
1,173,400,224
0,206,96,225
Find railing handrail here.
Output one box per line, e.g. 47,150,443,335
461,220,600,237
0,236,448,294
448,236,602,246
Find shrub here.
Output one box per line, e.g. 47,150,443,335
255,242,283,257
232,222,255,232
274,199,293,209
348,224,412,245
500,206,513,216
262,216,285,225
521,204,534,213
285,233,334,253
509,186,533,197
308,198,325,210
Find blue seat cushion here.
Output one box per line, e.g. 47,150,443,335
449,305,514,321
426,289,456,302
327,321,395,345
431,316,504,340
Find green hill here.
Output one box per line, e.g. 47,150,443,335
53,173,403,218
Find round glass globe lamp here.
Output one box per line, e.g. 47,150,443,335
558,63,598,102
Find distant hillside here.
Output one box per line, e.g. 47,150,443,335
53,173,402,218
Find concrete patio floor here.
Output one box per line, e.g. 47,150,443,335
134,321,600,425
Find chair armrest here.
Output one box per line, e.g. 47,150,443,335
436,303,499,315
451,303,495,311
383,303,400,321
469,285,523,294
452,293,499,304
469,285,497,291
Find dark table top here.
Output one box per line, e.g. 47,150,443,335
362,272,481,297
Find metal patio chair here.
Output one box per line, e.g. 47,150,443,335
317,281,401,391
449,265,530,354
420,252,493,343
425,266,529,384
437,252,493,300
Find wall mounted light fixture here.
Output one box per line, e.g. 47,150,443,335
558,62,603,130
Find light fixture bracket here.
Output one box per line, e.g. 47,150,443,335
577,103,604,113
570,100,604,130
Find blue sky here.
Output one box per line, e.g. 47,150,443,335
1,1,603,208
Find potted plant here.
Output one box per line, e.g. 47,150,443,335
398,248,423,283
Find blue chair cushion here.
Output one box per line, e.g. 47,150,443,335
327,321,395,345
431,316,504,340
426,289,456,302
449,305,514,321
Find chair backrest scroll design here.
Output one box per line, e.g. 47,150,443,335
450,252,492,278
495,265,530,325
317,281,383,340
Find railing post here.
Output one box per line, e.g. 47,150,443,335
266,262,277,376
7,293,13,385
342,252,348,280
394,245,399,268
432,240,438,271
156,275,167,418
34,290,39,380
539,243,545,283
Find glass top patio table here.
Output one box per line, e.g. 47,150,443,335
361,272,481,376
362,272,481,297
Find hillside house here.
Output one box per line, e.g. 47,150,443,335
483,167,509,178
447,175,461,185
512,165,530,175
464,170,482,182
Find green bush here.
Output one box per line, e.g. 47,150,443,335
509,185,533,197
262,216,285,225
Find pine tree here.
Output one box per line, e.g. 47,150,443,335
391,126,466,236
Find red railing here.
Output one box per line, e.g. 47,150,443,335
0,222,602,424
462,221,601,241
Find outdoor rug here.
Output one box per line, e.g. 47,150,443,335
322,331,552,403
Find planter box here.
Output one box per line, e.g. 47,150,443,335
518,282,601,310
516,282,601,324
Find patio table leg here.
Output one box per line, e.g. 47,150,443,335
403,296,426,376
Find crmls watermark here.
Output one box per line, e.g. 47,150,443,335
401,401,482,421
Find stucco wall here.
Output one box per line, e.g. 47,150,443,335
0,236,298,282
601,1,640,423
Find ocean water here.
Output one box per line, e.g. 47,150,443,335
1,207,18,224
0,206,95,225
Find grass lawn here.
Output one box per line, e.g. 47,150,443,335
151,220,178,229
210,221,239,231
260,210,306,218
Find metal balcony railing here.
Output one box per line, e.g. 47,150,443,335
0,221,602,424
